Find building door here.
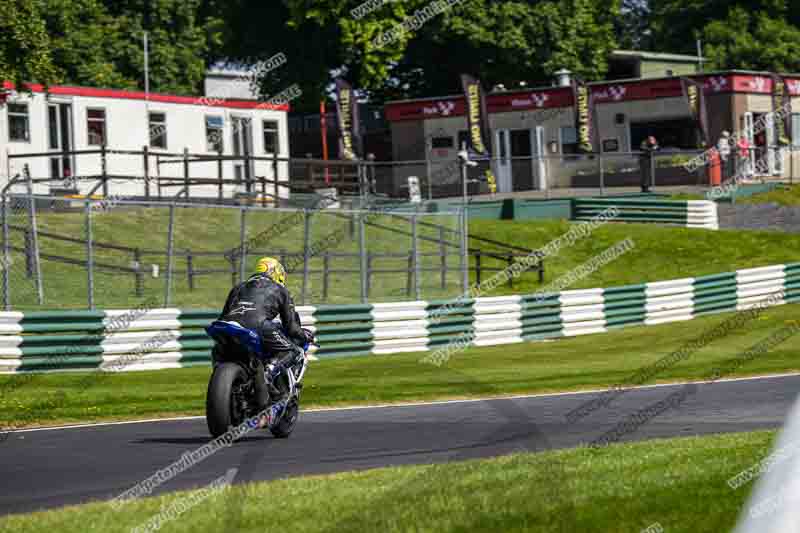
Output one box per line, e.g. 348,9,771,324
232,116,254,191
47,103,75,186
763,112,784,176
742,112,756,177
510,129,533,191
532,126,547,190
493,129,512,193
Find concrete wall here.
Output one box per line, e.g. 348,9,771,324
0,91,289,199
639,61,697,79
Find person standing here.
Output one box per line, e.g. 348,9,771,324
736,136,752,179
639,135,659,193
717,131,732,181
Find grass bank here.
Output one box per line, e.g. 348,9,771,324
2,303,799,429
0,430,776,532
7,206,800,308
736,184,800,206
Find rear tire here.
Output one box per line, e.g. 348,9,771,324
206,362,249,438
270,398,299,438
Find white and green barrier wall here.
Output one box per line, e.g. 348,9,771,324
0,263,797,373
572,198,718,229
425,195,719,229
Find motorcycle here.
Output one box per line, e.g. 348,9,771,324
204,320,315,439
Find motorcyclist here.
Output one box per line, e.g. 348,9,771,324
218,257,314,426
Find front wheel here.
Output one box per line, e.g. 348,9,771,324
206,362,250,438
270,398,299,438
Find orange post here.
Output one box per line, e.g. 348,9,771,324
320,100,330,184
708,148,722,186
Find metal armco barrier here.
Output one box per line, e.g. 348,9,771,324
573,198,719,229
0,263,797,373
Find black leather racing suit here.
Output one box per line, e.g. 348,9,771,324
218,273,306,407
219,273,306,364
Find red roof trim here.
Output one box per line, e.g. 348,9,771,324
1,81,289,111
385,72,800,122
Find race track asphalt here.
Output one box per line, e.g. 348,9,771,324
1,373,798,517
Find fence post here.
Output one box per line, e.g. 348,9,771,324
439,226,446,289
101,144,108,197
599,152,605,196
507,252,514,288
358,212,368,303
302,209,311,305
24,229,32,278
322,252,330,301
133,248,143,297
459,207,469,293
406,253,413,297
217,148,224,203
143,146,150,200
156,153,162,199
238,207,247,283
475,250,481,286
2,194,9,310
365,252,372,297
86,200,95,310
164,202,176,307
24,165,43,304
412,214,421,300
187,250,194,291
272,151,279,208
183,147,190,199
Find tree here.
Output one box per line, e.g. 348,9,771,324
703,6,800,72
0,0,61,91
97,0,224,94
270,0,620,104
646,0,800,72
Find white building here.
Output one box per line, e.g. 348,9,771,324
0,81,290,200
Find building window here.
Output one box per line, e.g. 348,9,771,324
431,136,454,149
792,114,800,148
87,109,107,146
457,130,470,150
149,112,167,149
560,126,579,154
8,103,30,142
263,120,279,154
206,116,224,152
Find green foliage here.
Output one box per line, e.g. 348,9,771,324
647,0,800,72
704,6,800,72
0,0,222,95
5,0,800,104
0,0,61,90
276,0,619,104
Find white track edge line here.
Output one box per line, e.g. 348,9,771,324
6,371,800,435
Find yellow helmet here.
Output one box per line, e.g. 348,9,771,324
254,257,286,286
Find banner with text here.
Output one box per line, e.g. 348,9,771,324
681,77,709,148
771,74,792,146
460,74,496,193
572,78,595,153
334,78,361,160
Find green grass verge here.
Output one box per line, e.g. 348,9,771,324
6,206,800,308
0,430,776,532
736,184,800,206
2,303,799,429
468,218,800,296
668,192,706,201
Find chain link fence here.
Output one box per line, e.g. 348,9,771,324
371,148,799,201
1,170,44,309
0,189,468,311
